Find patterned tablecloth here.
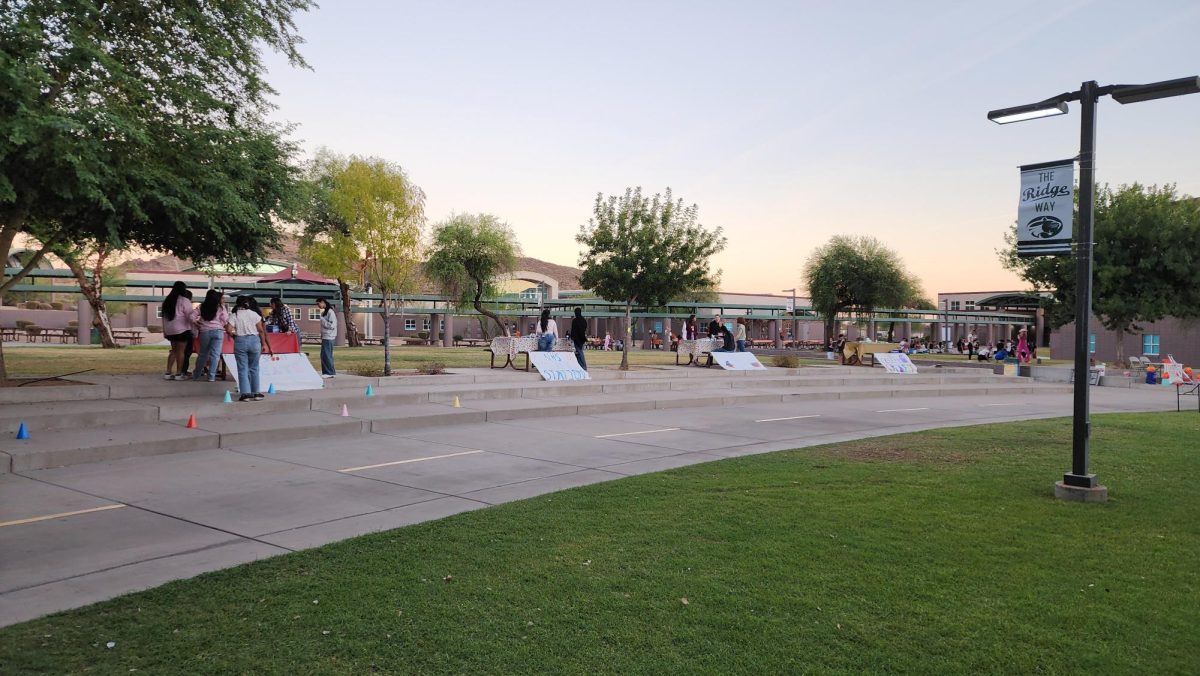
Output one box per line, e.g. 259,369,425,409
490,335,574,357
677,338,721,359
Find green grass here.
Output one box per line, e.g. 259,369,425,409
2,413,1198,674
0,345,703,377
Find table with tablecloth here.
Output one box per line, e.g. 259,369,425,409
489,335,574,370
842,341,900,365
192,332,301,354
676,338,721,366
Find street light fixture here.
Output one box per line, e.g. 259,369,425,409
988,75,1200,501
781,288,796,348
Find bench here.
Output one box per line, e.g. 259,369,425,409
488,336,575,370
676,338,721,366
112,329,144,345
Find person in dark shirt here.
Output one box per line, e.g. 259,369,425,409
708,315,722,339
569,307,589,371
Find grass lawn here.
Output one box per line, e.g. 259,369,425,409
0,344,722,378
2,413,1197,673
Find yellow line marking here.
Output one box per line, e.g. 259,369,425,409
0,504,125,528
338,450,483,473
755,415,822,423
596,428,681,438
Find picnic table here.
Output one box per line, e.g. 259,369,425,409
112,329,144,345
842,341,900,366
488,335,574,370
676,338,721,366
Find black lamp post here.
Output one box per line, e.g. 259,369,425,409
988,76,1200,500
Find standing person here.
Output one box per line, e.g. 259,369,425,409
161,281,195,380
1016,328,1032,365
192,290,228,382
227,295,273,401
535,308,558,351
735,318,748,352
316,298,338,378
685,314,697,340
569,307,589,371
707,314,722,339
267,297,300,338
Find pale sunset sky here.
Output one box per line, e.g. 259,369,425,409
262,1,1200,299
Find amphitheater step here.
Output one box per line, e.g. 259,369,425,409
0,423,220,472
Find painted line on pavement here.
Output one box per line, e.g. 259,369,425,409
874,407,930,413
338,450,484,473
596,428,681,438
0,504,126,529
979,403,1024,407
755,415,822,423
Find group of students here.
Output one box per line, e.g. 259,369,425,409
955,328,1034,364
158,282,341,401
705,314,749,352
528,307,591,370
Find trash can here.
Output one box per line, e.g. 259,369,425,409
89,327,99,345
1145,366,1156,385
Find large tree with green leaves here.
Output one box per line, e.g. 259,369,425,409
0,0,311,380
425,213,520,340
298,150,365,347
577,188,726,370
803,235,921,345
1001,183,1200,364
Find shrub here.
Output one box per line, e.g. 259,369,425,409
147,324,163,333
50,301,64,310
452,334,463,343
67,320,78,327
771,354,800,368
38,302,54,310
63,327,77,337
417,331,429,340
15,319,33,329
25,325,43,336
349,365,386,377
416,362,446,375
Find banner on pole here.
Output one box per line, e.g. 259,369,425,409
1017,159,1074,257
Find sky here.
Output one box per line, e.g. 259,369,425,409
261,0,1200,299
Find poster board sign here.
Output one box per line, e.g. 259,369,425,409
874,352,919,374
1162,356,1187,385
529,351,591,381
712,352,767,371
1017,159,1074,257
222,353,323,392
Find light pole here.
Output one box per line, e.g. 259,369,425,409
988,75,1200,501
781,288,796,347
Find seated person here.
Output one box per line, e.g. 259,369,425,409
993,347,1008,362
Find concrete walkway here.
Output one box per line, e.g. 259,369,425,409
0,369,1182,628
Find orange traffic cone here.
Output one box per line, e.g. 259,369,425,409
186,414,197,429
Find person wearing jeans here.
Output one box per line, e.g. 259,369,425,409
535,308,558,352
317,298,338,378
192,290,228,381
227,295,273,401
569,306,588,371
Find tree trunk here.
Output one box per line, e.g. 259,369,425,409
64,257,119,349
886,321,896,343
476,317,491,340
472,281,508,337
824,318,836,349
1113,327,1125,367
621,302,632,370
338,279,361,347
381,306,392,377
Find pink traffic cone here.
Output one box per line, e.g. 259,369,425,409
341,404,349,417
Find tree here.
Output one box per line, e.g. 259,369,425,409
1002,183,1200,365
327,157,425,376
425,213,520,340
0,0,310,380
803,236,920,345
298,150,364,347
577,188,726,370
52,239,123,348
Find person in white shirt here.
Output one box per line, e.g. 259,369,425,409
227,296,274,401
535,308,558,351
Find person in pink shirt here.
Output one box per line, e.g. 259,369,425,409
1016,327,1032,365
192,290,228,381
161,281,195,380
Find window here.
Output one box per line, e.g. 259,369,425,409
1142,334,1160,356
950,301,961,311
308,308,321,321
404,318,417,331
965,301,976,311
1088,334,1096,354
155,305,163,319
440,319,445,331
422,319,430,331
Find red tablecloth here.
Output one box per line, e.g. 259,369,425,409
192,332,301,354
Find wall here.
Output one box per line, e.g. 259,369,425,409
1052,316,1199,366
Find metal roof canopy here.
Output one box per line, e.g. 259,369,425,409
975,292,1049,310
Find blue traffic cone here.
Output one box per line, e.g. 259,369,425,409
267,383,276,395
16,422,30,440
223,390,233,404
365,385,375,397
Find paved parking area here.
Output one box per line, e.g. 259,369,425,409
0,385,1181,627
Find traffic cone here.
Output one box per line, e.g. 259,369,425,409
365,385,375,397
452,396,461,408
223,390,233,404
15,422,30,440
341,404,349,417
267,383,276,395
186,414,197,429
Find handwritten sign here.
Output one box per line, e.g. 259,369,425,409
712,352,767,371
529,351,591,381
1017,159,1074,257
223,353,323,392
874,352,919,374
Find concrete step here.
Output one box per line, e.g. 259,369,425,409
0,399,160,434
191,411,366,449
356,404,486,433
0,423,219,472
130,394,314,423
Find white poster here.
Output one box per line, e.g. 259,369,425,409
222,353,324,392
1017,159,1074,257
529,351,591,381
711,352,767,371
874,352,919,374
